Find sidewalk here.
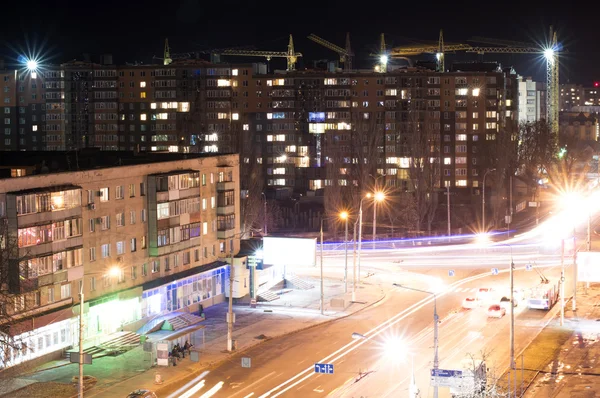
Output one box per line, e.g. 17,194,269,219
0,277,385,398
493,285,600,398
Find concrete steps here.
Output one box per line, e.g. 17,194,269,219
285,275,314,290
257,290,280,302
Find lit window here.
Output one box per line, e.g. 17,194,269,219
243,124,249,131
444,157,452,165
140,114,147,121
232,69,238,76
267,113,273,120
232,113,239,121
472,88,480,96
140,92,146,99
456,134,467,141
456,180,467,187
32,125,37,131
151,103,157,109
217,79,231,87
506,99,511,106
140,82,146,88
217,113,228,119
178,102,190,112
456,88,468,96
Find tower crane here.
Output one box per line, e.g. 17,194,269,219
389,26,561,134
307,33,354,71
214,35,302,71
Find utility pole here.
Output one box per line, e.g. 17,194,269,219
357,200,363,283
587,213,591,293
262,193,267,236
78,289,84,398
509,250,515,373
560,238,565,326
320,219,324,315
433,294,439,398
227,251,235,352
482,169,495,232
352,221,357,302
372,199,377,249
446,186,451,241
344,215,349,293
573,228,577,312
507,175,513,239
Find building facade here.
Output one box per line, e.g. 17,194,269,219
518,77,546,123
559,83,584,112
0,151,240,368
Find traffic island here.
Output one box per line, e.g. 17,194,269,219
2,381,77,398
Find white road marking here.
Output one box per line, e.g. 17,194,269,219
313,386,324,393
228,371,277,398
167,371,209,398
243,394,255,398
199,381,224,398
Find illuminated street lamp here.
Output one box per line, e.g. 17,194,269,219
78,266,119,398
357,192,385,282
340,211,349,293
372,191,385,248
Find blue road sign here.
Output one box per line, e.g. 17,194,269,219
526,264,533,271
491,268,499,275
314,363,334,374
448,270,455,277
431,368,463,378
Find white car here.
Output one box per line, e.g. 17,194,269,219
487,304,506,318
462,297,479,309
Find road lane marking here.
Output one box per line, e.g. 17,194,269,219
228,371,277,398
313,386,324,392
199,381,224,398
243,394,255,398
177,379,205,398
167,371,209,398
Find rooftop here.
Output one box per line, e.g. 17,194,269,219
0,148,234,179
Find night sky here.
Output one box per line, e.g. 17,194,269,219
1,0,598,85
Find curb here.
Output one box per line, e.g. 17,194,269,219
152,287,387,396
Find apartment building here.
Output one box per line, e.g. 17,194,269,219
559,112,599,141
1,58,518,203
560,83,584,111
518,77,546,123
0,150,240,368
584,83,600,106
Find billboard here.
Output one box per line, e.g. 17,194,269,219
263,237,316,267
577,252,600,282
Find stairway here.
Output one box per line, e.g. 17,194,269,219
67,331,140,359
164,313,205,331
257,290,280,302
285,275,314,290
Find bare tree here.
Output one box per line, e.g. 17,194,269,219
0,219,36,369
455,350,508,398
517,120,557,187
404,108,440,234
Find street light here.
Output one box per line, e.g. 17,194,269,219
261,192,267,236
340,211,349,293
372,191,385,248
482,168,496,232
393,283,439,398
78,266,119,398
357,192,385,283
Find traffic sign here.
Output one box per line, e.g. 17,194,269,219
430,368,463,388
526,264,533,271
241,357,251,368
448,270,455,277
314,363,334,374
491,268,499,275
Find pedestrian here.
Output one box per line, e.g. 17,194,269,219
183,341,191,356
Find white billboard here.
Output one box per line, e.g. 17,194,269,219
263,237,316,267
577,252,600,282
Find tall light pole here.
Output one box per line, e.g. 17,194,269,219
227,250,234,352
573,228,577,312
372,191,385,249
78,267,119,398
560,237,565,326
446,185,451,241
357,195,367,283
340,211,349,293
393,284,438,398
320,218,325,315
261,193,267,236
352,220,358,302
482,168,496,232
501,243,516,390
14,58,39,151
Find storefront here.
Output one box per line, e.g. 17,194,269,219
142,265,226,318
84,287,143,339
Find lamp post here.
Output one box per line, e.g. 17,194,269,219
78,267,119,398
560,237,565,326
340,211,349,293
14,58,38,151
352,219,358,302
372,191,385,249
501,245,516,374
573,228,577,312
357,195,368,284
482,168,496,232
261,193,267,236
320,218,325,315
393,283,438,398
446,186,451,241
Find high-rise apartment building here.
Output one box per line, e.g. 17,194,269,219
1,59,518,202
518,77,546,123
560,83,584,111
0,150,239,368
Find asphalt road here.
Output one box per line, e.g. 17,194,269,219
165,263,567,398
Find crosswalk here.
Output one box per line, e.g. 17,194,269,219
449,286,491,293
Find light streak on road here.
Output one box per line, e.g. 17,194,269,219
257,264,551,398
177,379,206,398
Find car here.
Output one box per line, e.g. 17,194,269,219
126,390,157,398
462,297,479,309
476,288,493,302
487,304,506,318
499,296,517,310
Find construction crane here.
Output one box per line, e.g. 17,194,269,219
155,39,209,65
307,33,354,71
213,35,302,71
389,27,561,134
377,33,388,73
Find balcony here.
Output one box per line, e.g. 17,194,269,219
217,205,235,215
217,228,235,239
217,181,235,191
